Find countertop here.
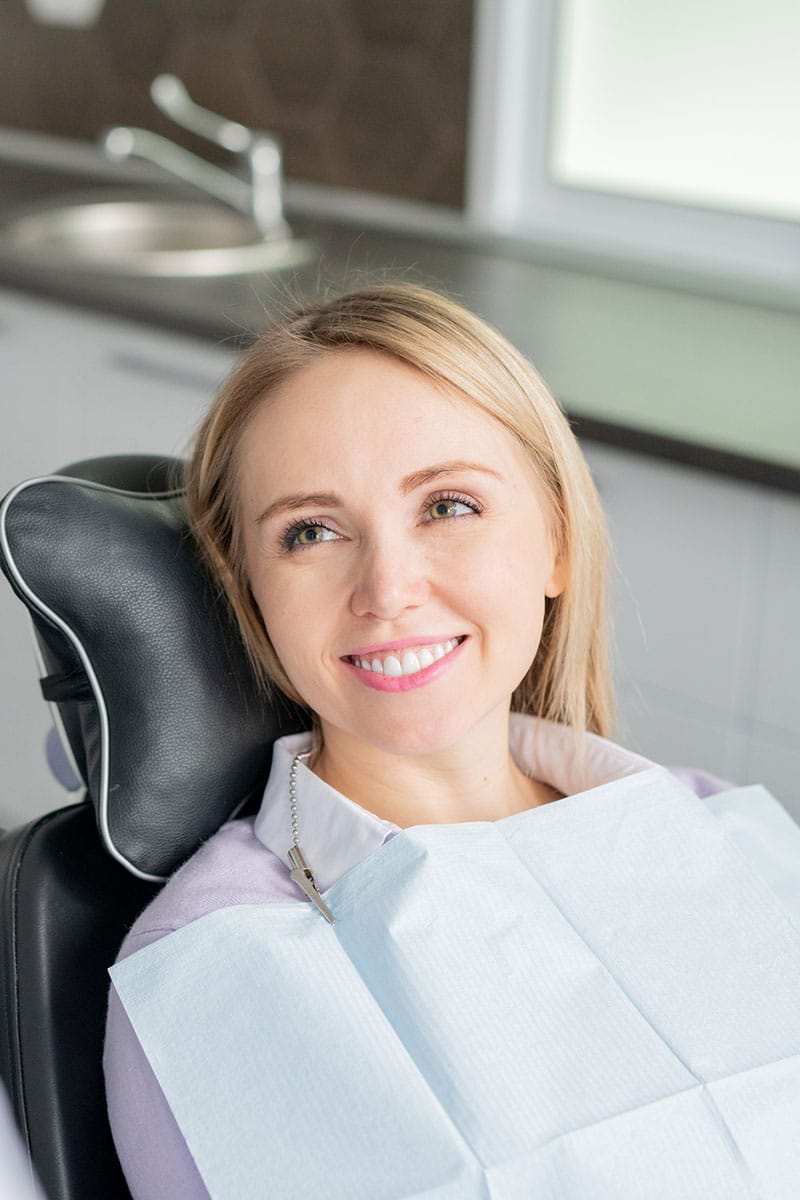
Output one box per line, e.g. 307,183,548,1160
1,138,799,492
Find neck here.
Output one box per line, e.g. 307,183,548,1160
310,712,559,828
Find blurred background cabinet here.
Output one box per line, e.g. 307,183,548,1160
584,441,800,814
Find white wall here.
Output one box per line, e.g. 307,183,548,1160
584,441,800,816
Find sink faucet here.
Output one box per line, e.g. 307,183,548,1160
101,75,290,241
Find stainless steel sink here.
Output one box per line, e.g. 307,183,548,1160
0,197,317,278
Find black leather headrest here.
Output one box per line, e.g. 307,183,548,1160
0,456,305,881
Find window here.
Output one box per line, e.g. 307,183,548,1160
467,0,800,292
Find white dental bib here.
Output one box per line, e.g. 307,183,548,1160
111,767,800,1199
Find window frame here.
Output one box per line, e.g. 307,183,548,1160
466,0,800,294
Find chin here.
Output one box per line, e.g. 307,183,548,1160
345,709,483,761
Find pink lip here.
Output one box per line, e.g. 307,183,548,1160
342,637,467,692
344,634,463,657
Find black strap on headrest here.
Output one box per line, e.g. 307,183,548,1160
40,669,94,704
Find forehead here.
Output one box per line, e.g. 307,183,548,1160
238,348,531,477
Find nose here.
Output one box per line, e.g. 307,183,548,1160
349,536,430,620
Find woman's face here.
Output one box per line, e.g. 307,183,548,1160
238,348,565,758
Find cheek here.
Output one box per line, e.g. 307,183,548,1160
252,577,304,650
248,563,338,693
460,520,552,605
478,527,551,655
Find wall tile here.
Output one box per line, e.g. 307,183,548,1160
248,0,355,110
0,0,474,207
349,0,435,47
100,0,180,88
335,57,443,198
166,27,270,134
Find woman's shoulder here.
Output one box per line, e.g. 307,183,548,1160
117,817,301,962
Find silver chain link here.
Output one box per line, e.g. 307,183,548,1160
286,747,334,923
289,749,311,849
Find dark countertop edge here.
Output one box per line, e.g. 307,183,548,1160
569,412,800,496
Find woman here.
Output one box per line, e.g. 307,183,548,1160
104,284,800,1200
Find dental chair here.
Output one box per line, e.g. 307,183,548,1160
0,456,305,1200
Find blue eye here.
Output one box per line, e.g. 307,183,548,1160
281,521,339,551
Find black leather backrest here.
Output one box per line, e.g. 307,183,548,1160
0,457,306,881
0,806,160,1200
0,455,306,1197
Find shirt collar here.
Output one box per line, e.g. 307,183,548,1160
253,713,654,894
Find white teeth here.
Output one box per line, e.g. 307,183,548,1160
401,651,421,675
351,637,463,677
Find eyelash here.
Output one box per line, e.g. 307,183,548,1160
425,491,484,521
279,490,483,552
279,516,333,552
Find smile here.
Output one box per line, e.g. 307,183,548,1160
345,637,465,677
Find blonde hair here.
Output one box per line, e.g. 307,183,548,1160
185,283,614,740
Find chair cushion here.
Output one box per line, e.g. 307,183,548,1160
0,456,305,880
0,804,159,1200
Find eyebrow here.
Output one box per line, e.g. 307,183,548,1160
256,492,341,525
255,461,502,525
399,460,502,495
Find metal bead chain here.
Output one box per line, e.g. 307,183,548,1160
289,749,311,850
286,747,335,923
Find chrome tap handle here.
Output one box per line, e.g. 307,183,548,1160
147,74,289,240
249,138,290,241
102,127,252,214
150,74,252,154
